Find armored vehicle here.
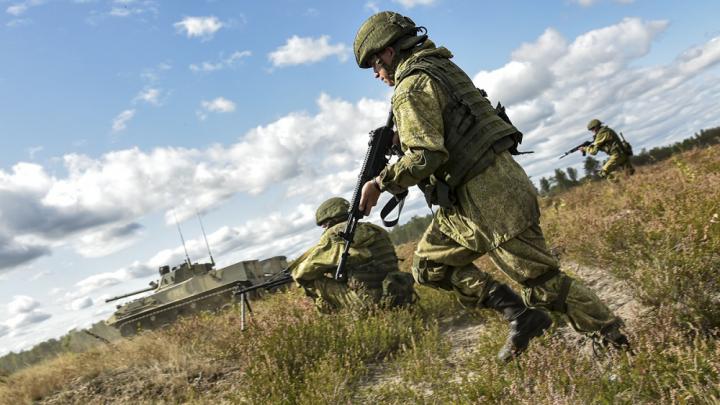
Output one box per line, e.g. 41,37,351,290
104,256,287,336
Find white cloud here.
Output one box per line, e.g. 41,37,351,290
5,311,51,329
174,16,223,40
111,109,135,132
189,50,251,73
268,35,348,67
201,97,235,113
8,295,40,315
393,0,437,8
134,88,161,105
2,295,51,333
0,93,386,273
70,296,93,310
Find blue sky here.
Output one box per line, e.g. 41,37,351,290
1,0,719,354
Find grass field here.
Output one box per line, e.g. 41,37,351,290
1,146,718,404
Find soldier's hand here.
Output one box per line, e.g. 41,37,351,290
359,178,382,216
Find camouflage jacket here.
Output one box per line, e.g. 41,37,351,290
378,41,539,252
586,126,625,156
291,220,398,288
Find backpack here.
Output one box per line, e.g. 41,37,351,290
619,132,634,156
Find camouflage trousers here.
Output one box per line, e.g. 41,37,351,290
601,152,635,180
298,278,385,314
412,220,619,333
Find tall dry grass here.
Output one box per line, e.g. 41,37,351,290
541,146,720,330
1,146,718,404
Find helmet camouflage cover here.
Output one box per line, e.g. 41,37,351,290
587,118,602,130
353,11,419,68
316,197,350,226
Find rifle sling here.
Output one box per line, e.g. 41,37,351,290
380,189,409,227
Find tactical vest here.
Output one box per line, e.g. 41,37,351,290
597,127,625,155
395,54,523,206
342,222,398,290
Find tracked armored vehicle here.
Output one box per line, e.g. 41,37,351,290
104,256,287,336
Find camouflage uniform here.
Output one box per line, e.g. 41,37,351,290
586,125,635,179
374,40,622,336
292,220,400,313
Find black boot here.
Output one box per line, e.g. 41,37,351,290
599,321,631,350
483,283,552,362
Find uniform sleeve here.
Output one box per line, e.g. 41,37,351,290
378,74,449,194
586,129,613,155
291,228,375,281
291,233,341,281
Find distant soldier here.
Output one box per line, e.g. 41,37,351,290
292,197,415,313
582,119,635,179
353,11,629,361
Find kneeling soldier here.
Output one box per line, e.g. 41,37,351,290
292,197,415,313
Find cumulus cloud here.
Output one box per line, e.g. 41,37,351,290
70,296,93,310
2,295,52,332
269,35,348,67
189,50,251,73
111,109,136,132
8,295,40,314
174,16,223,40
74,222,144,257
0,231,51,270
0,93,386,274
197,97,236,120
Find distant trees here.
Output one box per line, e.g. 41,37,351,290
389,215,433,245
583,156,600,179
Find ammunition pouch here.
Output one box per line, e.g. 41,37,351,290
419,134,520,209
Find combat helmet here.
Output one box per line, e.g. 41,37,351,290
316,197,350,226
587,119,602,131
354,11,426,68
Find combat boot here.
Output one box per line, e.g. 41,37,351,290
483,283,552,362
599,321,631,350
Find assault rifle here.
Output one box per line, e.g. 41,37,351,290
558,140,593,159
334,111,407,282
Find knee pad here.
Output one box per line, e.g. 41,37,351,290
411,254,452,290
